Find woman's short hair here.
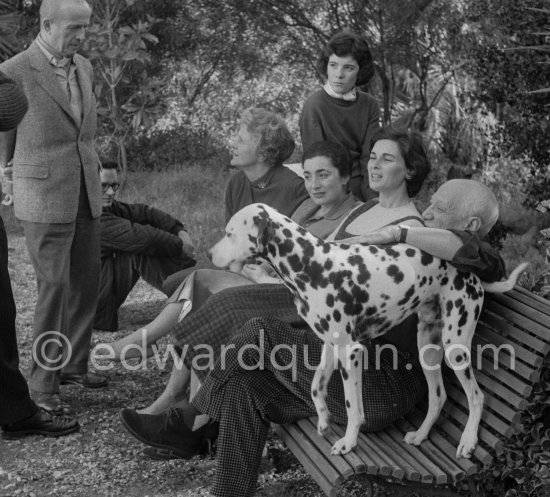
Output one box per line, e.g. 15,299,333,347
302,141,352,180
240,107,295,168
371,127,431,198
317,30,375,86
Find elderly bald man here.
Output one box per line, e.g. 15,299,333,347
0,71,79,438
0,0,107,415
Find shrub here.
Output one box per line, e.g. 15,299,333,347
125,125,229,171
474,355,550,497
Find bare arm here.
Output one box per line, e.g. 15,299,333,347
348,225,465,261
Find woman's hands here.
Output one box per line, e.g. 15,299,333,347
240,263,282,284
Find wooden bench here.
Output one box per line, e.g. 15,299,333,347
273,287,550,497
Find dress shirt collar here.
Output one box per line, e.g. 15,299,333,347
36,34,73,68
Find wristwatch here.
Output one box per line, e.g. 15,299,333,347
398,225,409,243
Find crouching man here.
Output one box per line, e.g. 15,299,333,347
95,161,196,331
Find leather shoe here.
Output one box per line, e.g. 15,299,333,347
1,408,79,439
120,408,206,459
31,391,68,415
60,372,108,389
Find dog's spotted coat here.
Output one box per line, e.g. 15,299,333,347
209,204,526,459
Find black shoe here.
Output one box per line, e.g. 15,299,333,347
120,408,206,460
60,372,108,389
1,408,80,439
142,421,219,460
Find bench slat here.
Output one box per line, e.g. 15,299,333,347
445,376,522,427
484,304,550,353
375,430,434,482
489,293,550,333
274,423,340,497
392,418,467,484
477,355,533,397
296,418,357,479
443,384,515,438
512,286,550,311
329,422,392,476
474,324,543,371
473,338,538,383
405,410,478,478
354,433,405,479
384,424,449,484
438,400,504,455
481,309,549,356
469,368,528,410
302,419,367,477
417,402,495,464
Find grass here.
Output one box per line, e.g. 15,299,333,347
116,164,229,266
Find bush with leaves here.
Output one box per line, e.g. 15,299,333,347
472,355,550,497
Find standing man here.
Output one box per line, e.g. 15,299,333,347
0,0,107,415
0,72,79,438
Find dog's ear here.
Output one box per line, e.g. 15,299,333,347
255,216,273,253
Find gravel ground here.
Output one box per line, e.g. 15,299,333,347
0,234,338,497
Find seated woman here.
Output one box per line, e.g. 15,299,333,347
97,107,308,351
300,29,381,201
120,180,507,497
114,126,430,415
162,106,308,295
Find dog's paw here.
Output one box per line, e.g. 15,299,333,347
404,430,426,446
317,418,329,436
456,435,477,459
331,437,353,455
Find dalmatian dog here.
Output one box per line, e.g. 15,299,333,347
209,203,527,459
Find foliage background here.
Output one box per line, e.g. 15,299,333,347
1,0,550,495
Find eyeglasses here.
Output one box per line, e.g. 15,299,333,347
101,182,120,193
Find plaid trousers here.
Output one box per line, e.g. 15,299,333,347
172,283,306,377
192,316,427,497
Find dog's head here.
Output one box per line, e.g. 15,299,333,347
209,203,276,270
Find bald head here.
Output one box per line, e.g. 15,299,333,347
40,0,92,58
422,179,499,237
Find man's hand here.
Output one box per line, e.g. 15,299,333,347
1,164,13,206
178,230,195,258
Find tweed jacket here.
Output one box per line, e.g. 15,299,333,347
0,41,101,223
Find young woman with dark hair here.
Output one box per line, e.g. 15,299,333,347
300,30,381,202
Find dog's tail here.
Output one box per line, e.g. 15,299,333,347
482,262,529,293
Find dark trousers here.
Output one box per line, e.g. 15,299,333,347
192,317,426,497
94,253,196,331
0,216,37,426
21,181,100,394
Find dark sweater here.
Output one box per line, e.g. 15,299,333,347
101,200,185,259
224,165,309,223
299,88,381,185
